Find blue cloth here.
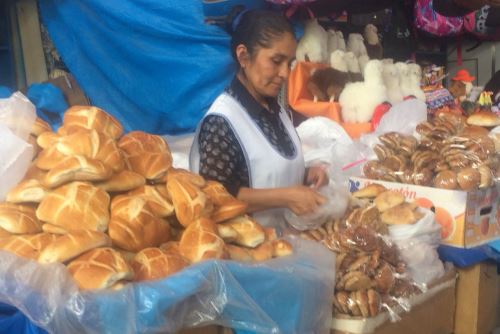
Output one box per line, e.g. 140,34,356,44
39,0,252,135
0,303,46,334
0,87,12,98
438,245,490,267
27,83,68,129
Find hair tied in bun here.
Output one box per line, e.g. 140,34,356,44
231,9,249,33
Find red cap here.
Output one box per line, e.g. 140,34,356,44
452,69,475,82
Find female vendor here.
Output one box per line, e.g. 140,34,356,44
190,9,328,231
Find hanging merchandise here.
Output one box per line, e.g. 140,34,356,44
414,0,464,36
464,5,500,41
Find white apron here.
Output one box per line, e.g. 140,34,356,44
190,93,305,232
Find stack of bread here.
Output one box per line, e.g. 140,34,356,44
363,111,499,191
300,184,423,318
0,106,293,290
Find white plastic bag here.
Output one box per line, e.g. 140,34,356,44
0,92,37,141
284,182,349,231
388,209,445,285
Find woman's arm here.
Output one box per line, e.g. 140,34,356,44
237,185,326,216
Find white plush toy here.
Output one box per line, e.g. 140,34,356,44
347,33,367,58
339,59,388,123
296,19,328,63
345,51,362,82
336,31,346,51
327,29,338,55
396,62,412,98
358,54,370,76
364,24,383,59
382,63,403,105
407,63,426,101
330,50,348,73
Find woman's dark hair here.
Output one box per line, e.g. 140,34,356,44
225,7,295,62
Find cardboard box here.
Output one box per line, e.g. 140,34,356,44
331,269,457,334
454,261,499,334
349,177,500,248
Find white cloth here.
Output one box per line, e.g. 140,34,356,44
190,93,305,231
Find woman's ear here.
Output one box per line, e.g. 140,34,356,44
235,44,250,69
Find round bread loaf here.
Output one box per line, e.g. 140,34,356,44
131,247,188,282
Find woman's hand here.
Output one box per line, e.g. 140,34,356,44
285,186,326,216
305,166,329,189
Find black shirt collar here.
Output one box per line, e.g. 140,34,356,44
226,76,281,118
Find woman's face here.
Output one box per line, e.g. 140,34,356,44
239,32,297,98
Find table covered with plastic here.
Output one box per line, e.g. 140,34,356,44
0,237,335,334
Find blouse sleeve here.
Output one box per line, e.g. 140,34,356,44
198,115,249,196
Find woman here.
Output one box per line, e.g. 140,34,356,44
190,9,328,231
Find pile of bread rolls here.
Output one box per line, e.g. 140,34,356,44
0,106,293,290
300,184,422,318
364,111,499,191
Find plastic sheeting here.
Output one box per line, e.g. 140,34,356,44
0,237,335,334
39,0,239,135
27,83,68,129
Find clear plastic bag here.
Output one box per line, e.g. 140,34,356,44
0,92,37,141
284,182,349,231
388,209,445,285
0,236,335,334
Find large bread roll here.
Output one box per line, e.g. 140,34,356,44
95,170,146,193
211,199,248,223
225,244,254,262
0,203,42,234
166,168,206,187
6,179,47,203
118,131,172,180
42,223,68,235
109,195,171,252
36,131,60,149
466,111,500,127
23,164,46,182
55,129,124,172
0,233,58,260
36,182,110,232
202,180,235,205
31,118,51,137
220,215,265,248
127,185,174,217
67,247,133,289
35,146,67,170
38,230,110,263
130,247,188,282
43,155,113,188
167,178,210,227
179,218,225,263
62,106,123,139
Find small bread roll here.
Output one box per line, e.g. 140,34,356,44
211,199,248,223
0,203,42,234
127,185,174,217
166,168,206,188
202,180,235,205
0,233,58,260
433,170,458,190
221,215,265,248
95,170,146,193
179,217,225,263
374,191,405,212
36,131,60,149
43,155,112,188
167,178,209,227
62,105,123,139
457,167,481,191
130,247,188,282
6,179,47,203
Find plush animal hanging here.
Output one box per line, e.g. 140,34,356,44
382,63,403,105
296,19,328,63
327,29,338,55
347,33,367,58
396,62,412,98
358,54,370,76
407,63,426,101
330,50,348,72
345,51,363,82
339,59,388,123
336,31,346,51
364,24,383,60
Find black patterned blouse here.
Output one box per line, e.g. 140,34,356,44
198,77,295,196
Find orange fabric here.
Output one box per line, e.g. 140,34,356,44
288,61,372,139
452,69,475,82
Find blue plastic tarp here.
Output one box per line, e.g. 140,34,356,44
0,237,335,334
38,0,249,135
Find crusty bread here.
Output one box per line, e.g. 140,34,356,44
0,227,11,239
38,229,110,263
167,178,210,227
130,247,188,282
55,129,124,172
67,247,133,289
220,215,265,248
179,217,225,263
352,184,388,199
272,239,293,257
28,135,41,159
0,233,58,260
43,155,112,188
42,223,68,234
374,191,405,212
127,185,174,217
31,118,51,137
108,195,171,252
166,168,206,188
225,244,254,262
95,170,145,193
118,131,172,180
217,224,238,241
159,241,181,255
62,106,123,139
0,203,42,234
250,241,274,261
36,181,110,232
466,111,500,127
23,164,46,182
202,180,235,205
36,131,60,149
35,146,68,170
211,199,248,223
380,204,420,225
264,227,278,241
6,179,47,203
